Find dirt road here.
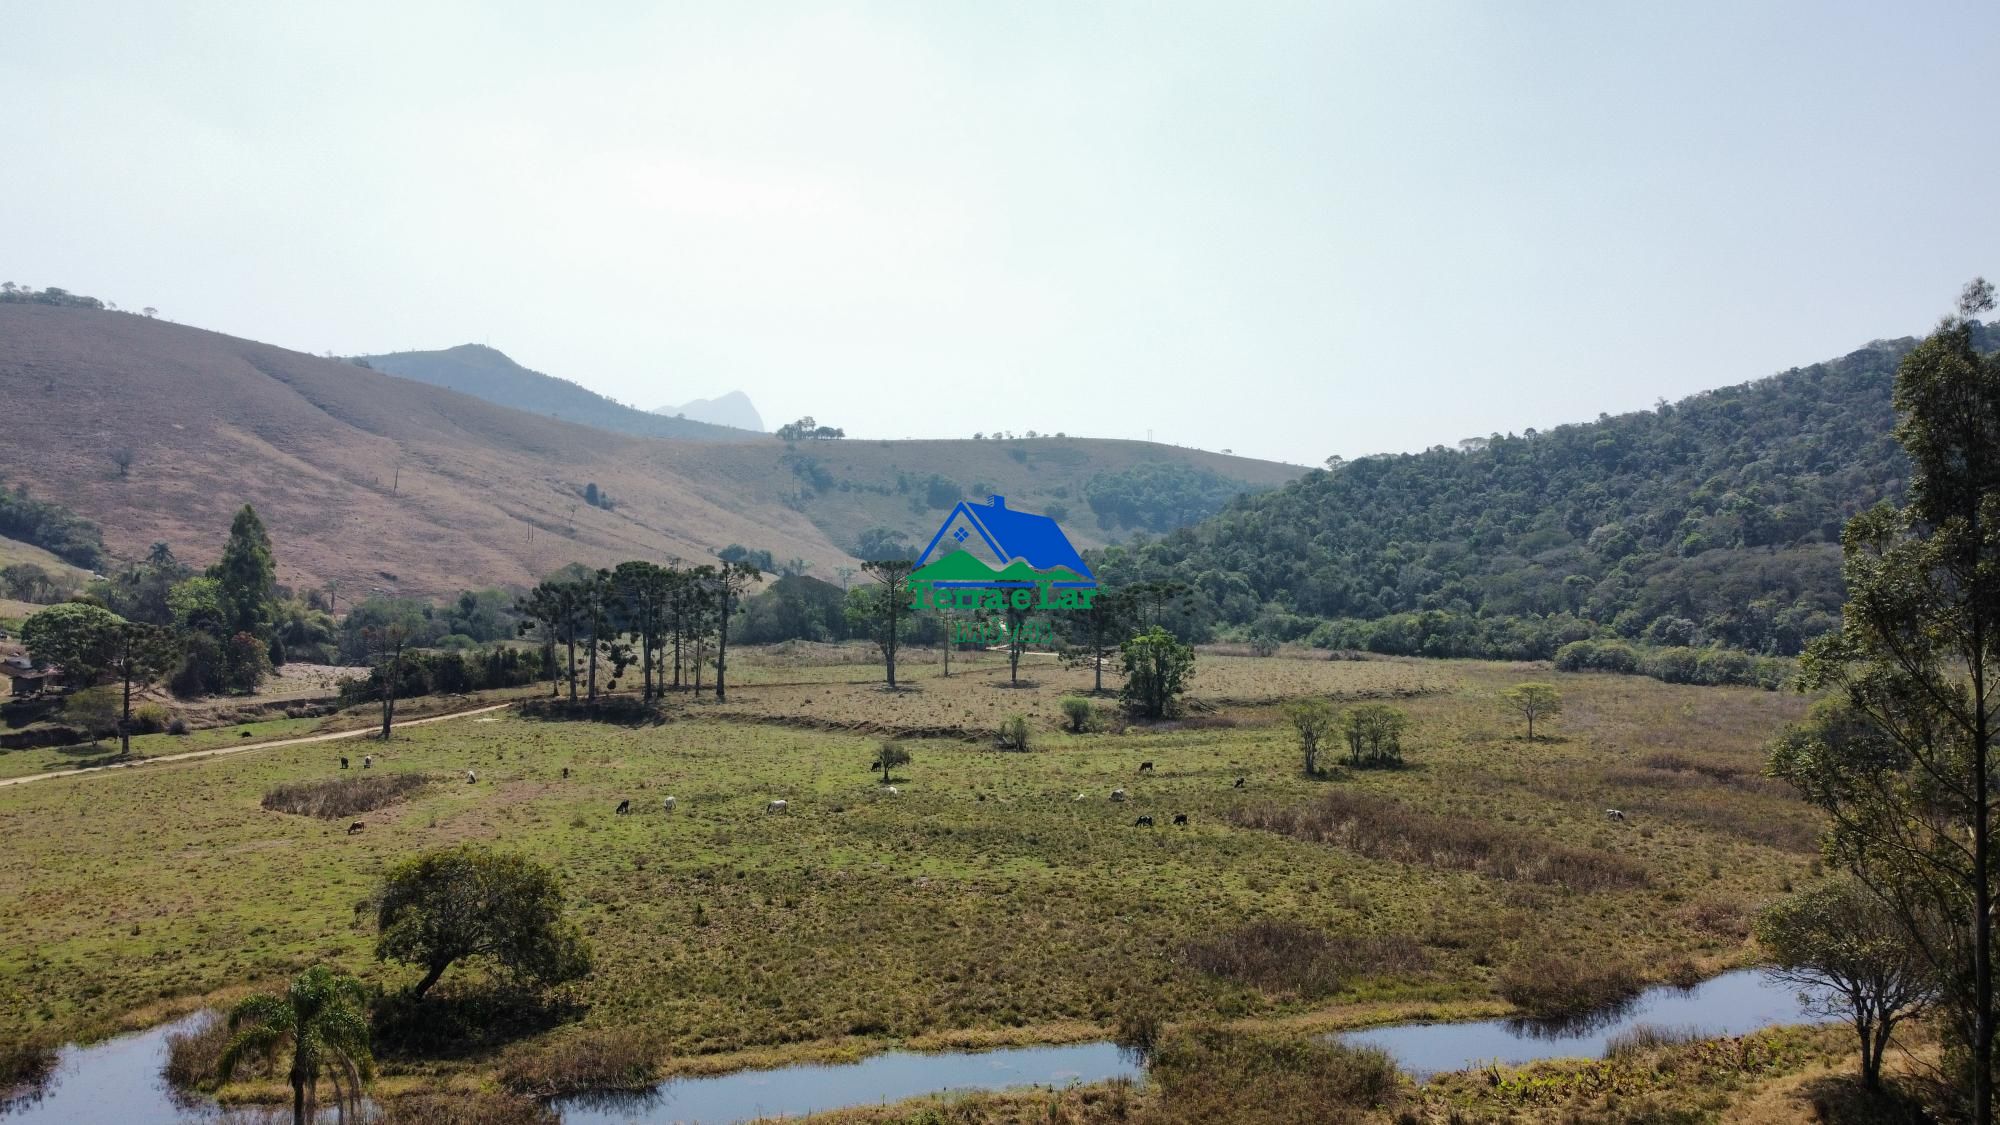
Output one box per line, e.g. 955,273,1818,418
0,703,514,790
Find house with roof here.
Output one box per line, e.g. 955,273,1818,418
914,495,1095,586
1,643,57,697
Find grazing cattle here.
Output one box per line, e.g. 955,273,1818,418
1072,792,1087,802
1173,813,1189,826
615,799,631,815
346,821,364,835
767,799,789,813
1110,788,1128,802
466,771,477,784
562,767,570,779
1138,761,1155,773
1133,816,1154,827
1606,809,1626,822
662,796,676,813
883,786,899,796
362,755,373,769
340,757,350,770
1233,776,1246,789
869,759,881,772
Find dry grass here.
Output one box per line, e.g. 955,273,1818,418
260,772,433,819
1148,1026,1400,1125
1229,790,1649,891
378,1089,558,1125
162,1010,234,1090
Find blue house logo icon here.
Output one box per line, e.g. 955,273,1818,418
912,495,1096,588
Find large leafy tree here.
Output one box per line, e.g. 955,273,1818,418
217,964,373,1125
374,845,592,999
1774,279,2000,1118
1119,625,1195,719
20,601,120,685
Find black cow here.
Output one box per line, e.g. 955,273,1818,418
340,757,349,770
346,821,364,835
562,767,570,779
1133,815,1154,827
615,799,631,815
1138,761,1155,773
1173,813,1189,826
1233,776,1246,789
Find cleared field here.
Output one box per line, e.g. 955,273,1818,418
0,654,1818,1094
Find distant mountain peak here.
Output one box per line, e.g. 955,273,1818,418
655,390,763,432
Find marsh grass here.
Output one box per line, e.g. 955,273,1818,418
1495,951,1643,1020
1604,1022,1707,1059
0,1040,57,1104
1230,791,1649,890
162,1010,234,1090
260,772,433,819
1148,1026,1400,1125
498,1025,665,1097
1180,921,1427,1000
378,1089,558,1124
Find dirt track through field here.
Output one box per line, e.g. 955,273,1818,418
0,703,513,789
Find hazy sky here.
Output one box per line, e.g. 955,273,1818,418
5,2,1994,466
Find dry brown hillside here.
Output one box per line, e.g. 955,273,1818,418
0,304,1299,597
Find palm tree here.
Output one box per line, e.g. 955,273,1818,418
217,965,373,1125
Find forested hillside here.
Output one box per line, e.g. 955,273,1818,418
1093,323,1996,660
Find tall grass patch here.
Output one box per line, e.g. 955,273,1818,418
260,773,433,819
1495,950,1643,1020
1149,1026,1401,1124
497,1026,664,1097
1230,791,1648,890
1180,920,1427,999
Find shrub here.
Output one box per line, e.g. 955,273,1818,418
1181,920,1427,1000
130,703,172,734
262,773,432,819
166,716,189,736
997,714,1032,751
1059,696,1093,733
1496,951,1643,1020
516,697,667,725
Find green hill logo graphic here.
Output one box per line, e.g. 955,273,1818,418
908,495,1098,613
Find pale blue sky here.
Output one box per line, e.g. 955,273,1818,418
4,2,1993,465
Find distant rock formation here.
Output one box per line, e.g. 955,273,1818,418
655,391,763,432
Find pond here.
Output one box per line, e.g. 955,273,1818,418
1337,968,1831,1079
2,970,1827,1124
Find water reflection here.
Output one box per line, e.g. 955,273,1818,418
1339,969,1828,1080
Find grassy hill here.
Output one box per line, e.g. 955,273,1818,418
354,344,750,441
0,305,1300,597
1094,321,1997,660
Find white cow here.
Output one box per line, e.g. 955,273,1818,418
662,796,677,813
1605,809,1626,822
883,786,899,796
766,799,789,813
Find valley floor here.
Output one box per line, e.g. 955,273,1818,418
0,648,1831,1119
